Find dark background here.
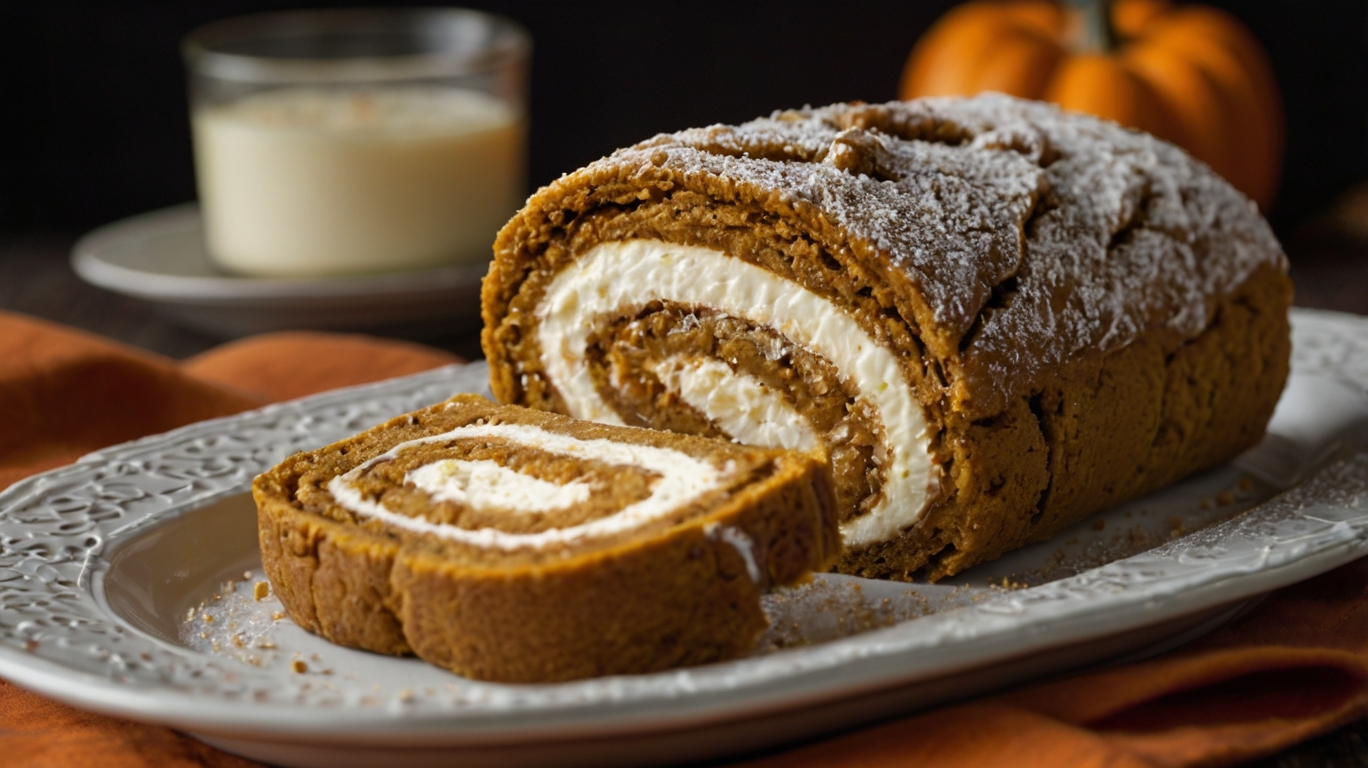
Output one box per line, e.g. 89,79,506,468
1,1,1366,241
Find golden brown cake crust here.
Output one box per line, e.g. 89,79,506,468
254,394,839,682
480,94,1292,580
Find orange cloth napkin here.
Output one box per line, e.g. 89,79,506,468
2,308,1367,768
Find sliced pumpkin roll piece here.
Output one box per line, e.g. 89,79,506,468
481,93,1292,581
254,394,839,683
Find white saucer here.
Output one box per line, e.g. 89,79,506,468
71,204,489,338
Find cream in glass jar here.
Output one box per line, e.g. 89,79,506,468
183,9,530,277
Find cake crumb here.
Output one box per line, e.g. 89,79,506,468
254,581,270,601
1167,517,1186,539
1217,490,1236,506
272,611,286,621
292,660,308,674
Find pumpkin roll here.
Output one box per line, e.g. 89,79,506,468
254,394,839,683
481,93,1292,581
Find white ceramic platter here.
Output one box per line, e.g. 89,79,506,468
1,309,1367,768
70,204,488,338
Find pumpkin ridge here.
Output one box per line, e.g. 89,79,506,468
1138,13,1281,207
971,26,1066,98
1122,41,1237,185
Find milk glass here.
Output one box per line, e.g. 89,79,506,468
182,9,530,277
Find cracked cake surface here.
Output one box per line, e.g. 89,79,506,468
482,93,1292,580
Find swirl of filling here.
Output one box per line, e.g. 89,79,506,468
535,238,934,547
327,422,729,550
649,355,820,453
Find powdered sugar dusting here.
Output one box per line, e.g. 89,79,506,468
546,94,1284,416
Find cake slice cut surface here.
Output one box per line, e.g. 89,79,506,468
254,394,839,683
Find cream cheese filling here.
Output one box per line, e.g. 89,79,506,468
535,238,933,547
407,459,592,513
327,422,727,550
651,355,819,453
704,521,764,584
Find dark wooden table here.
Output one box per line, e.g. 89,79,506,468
3,227,1368,767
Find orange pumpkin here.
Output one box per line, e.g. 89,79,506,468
900,0,1283,208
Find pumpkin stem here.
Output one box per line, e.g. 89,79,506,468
1066,0,1116,54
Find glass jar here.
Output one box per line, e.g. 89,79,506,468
182,9,531,277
